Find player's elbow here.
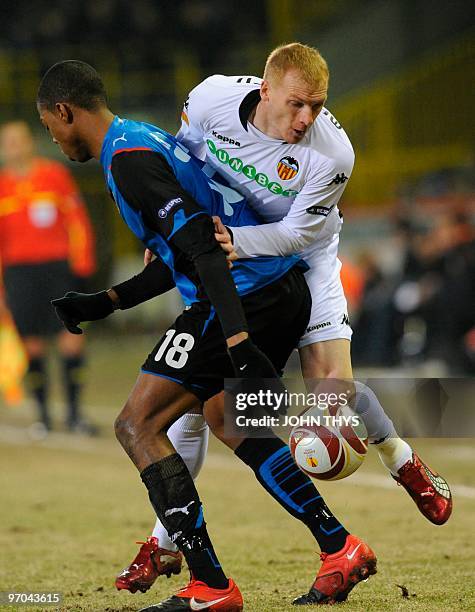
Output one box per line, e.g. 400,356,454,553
279,228,316,255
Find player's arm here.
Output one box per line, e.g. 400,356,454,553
50,257,176,335
110,149,250,339
230,156,353,257
111,258,175,308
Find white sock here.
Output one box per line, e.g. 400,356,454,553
376,437,413,476
151,412,209,551
351,381,413,475
353,381,398,441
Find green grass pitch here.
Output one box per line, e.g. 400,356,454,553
0,336,474,611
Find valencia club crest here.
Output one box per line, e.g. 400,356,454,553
277,156,299,180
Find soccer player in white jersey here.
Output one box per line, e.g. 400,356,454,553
117,43,452,599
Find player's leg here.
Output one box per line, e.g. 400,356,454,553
115,374,234,592
127,309,243,611
205,398,376,604
299,255,452,525
299,338,410,469
215,269,350,552
205,267,376,605
152,411,209,546
116,410,209,593
206,396,350,552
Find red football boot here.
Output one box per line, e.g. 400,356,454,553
292,534,377,605
138,577,243,611
392,452,452,525
115,537,183,593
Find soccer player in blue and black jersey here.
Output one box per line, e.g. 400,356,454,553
37,61,376,610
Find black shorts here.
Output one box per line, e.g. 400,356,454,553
3,260,78,337
141,266,311,401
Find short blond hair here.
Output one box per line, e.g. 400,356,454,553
263,42,329,88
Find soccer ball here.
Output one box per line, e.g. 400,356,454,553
289,407,368,481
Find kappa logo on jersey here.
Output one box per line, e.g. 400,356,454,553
212,130,241,147
328,173,349,186
277,156,299,180
341,314,350,326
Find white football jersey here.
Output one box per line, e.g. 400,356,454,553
176,74,355,265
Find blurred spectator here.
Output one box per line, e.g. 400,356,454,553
407,211,475,372
0,121,97,435
351,251,401,367
352,208,475,373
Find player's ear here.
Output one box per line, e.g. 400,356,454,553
260,80,270,103
55,102,74,124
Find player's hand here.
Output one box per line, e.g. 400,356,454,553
212,215,237,268
144,248,154,266
51,291,114,334
228,338,288,416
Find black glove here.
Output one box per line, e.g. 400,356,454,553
228,339,288,416
51,291,114,334
228,338,278,378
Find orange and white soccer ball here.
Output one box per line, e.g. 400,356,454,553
289,407,368,481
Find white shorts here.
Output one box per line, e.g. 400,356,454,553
298,234,352,349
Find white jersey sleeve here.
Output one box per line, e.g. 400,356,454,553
231,152,354,258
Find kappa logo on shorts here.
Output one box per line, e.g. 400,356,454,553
277,156,299,180
341,314,350,326
158,197,183,218
306,321,331,334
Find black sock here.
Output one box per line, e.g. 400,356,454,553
27,357,50,428
235,434,349,553
61,354,84,426
141,454,228,589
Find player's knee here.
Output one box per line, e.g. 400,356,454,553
114,411,134,447
300,340,353,380
115,399,169,448
114,399,143,446
325,366,347,379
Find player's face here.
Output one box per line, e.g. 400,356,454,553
261,69,327,143
37,105,92,163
